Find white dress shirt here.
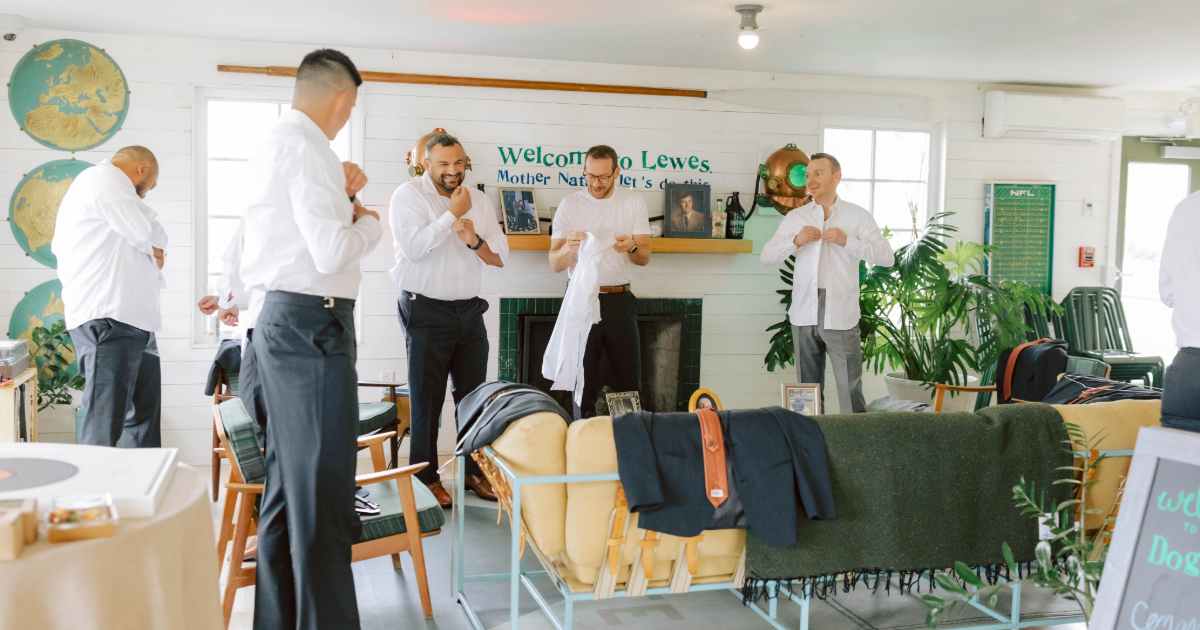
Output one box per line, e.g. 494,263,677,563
52,160,168,332
552,188,651,287
216,219,250,312
761,196,894,330
1160,189,1200,348
542,234,609,406
388,173,510,300
240,109,382,307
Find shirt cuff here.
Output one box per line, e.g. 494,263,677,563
433,211,456,230
843,236,862,251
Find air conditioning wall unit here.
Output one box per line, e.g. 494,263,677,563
984,91,1125,141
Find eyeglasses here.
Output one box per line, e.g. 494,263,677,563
583,172,615,184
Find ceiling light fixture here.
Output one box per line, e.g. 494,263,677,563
735,4,763,50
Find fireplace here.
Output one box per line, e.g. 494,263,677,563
499,298,701,413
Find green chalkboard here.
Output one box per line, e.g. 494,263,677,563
984,182,1055,294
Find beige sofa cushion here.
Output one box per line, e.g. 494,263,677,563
491,411,569,556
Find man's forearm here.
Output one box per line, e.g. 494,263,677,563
476,242,504,267
549,243,576,273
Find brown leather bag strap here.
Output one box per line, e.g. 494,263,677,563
1002,338,1051,403
696,408,728,508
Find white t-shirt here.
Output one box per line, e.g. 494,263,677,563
552,188,651,286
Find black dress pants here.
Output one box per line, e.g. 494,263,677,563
577,291,642,419
69,318,161,448
398,291,488,485
239,328,267,444
1161,347,1200,433
253,291,362,630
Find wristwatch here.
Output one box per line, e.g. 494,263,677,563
349,194,358,203
627,245,639,254
469,235,485,251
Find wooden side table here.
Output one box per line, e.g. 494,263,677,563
0,368,38,442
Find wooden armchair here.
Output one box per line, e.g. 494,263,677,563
212,399,442,628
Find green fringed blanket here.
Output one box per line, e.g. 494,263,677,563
743,403,1073,599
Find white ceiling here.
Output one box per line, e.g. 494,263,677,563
12,0,1200,90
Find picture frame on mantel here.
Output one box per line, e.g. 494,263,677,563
662,183,712,239
499,187,541,235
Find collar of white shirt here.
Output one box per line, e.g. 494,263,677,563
416,171,449,198
280,108,330,146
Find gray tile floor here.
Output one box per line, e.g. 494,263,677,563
205,464,1087,630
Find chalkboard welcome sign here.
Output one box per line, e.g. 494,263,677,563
1093,427,1200,630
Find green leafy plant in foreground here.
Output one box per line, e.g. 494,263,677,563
30,320,85,411
923,423,1113,626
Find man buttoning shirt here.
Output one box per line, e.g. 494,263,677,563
1159,188,1200,434
761,153,894,414
53,146,167,448
549,145,652,419
239,49,382,630
390,132,508,508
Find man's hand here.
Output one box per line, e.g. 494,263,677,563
153,246,165,270
352,202,379,224
217,304,240,327
453,218,478,245
822,227,848,247
343,162,368,198
567,231,587,255
197,295,219,315
793,226,822,248
448,186,472,218
614,235,636,254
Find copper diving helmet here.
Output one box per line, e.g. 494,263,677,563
754,144,812,215
406,127,472,177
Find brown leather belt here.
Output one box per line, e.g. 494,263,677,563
1001,337,1051,403
599,284,631,294
696,408,728,508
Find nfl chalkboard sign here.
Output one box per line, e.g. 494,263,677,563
1093,427,1200,630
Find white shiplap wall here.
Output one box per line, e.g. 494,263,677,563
1,29,1190,464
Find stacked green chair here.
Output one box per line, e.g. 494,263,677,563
1059,287,1164,388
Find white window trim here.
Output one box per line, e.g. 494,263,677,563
817,117,946,232
191,86,366,347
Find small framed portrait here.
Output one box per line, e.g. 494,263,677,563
499,187,541,235
781,383,821,416
688,388,723,412
662,183,712,239
605,391,642,416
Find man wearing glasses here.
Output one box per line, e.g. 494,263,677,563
549,145,652,418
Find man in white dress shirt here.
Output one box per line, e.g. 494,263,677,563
1159,188,1200,434
391,133,508,506
549,145,652,418
239,49,381,630
761,153,893,414
53,146,167,447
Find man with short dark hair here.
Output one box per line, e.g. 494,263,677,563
549,145,652,418
672,191,704,232
240,48,380,630
390,132,508,506
761,152,893,414
54,145,167,448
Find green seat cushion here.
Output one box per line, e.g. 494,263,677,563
217,398,265,484
358,402,397,436
358,477,445,543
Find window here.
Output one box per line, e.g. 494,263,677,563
193,89,360,345
821,126,934,248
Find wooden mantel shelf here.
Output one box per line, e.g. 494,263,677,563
507,235,753,254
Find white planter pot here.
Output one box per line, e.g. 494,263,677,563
884,372,980,413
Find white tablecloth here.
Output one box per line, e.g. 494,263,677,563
0,448,222,630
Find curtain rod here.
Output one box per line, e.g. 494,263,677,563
217,65,707,99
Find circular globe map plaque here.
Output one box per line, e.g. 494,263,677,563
7,39,129,151
9,159,93,268
9,279,77,379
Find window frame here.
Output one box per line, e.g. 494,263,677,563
191,86,366,347
817,117,945,239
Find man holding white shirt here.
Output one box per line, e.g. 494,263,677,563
53,145,167,448
390,133,508,507
549,145,652,419
240,49,381,630
761,153,893,414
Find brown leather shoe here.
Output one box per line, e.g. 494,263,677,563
427,481,453,508
465,473,498,501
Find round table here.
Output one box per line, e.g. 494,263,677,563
0,444,222,630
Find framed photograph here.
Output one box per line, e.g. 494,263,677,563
662,183,712,239
605,391,642,416
688,388,723,412
499,187,541,235
781,383,821,415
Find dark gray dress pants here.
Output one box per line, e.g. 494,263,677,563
398,291,488,485
68,318,161,447
239,328,267,443
1161,347,1200,433
578,291,642,419
253,291,362,630
792,289,867,414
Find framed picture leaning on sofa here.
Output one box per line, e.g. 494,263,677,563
781,383,821,415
